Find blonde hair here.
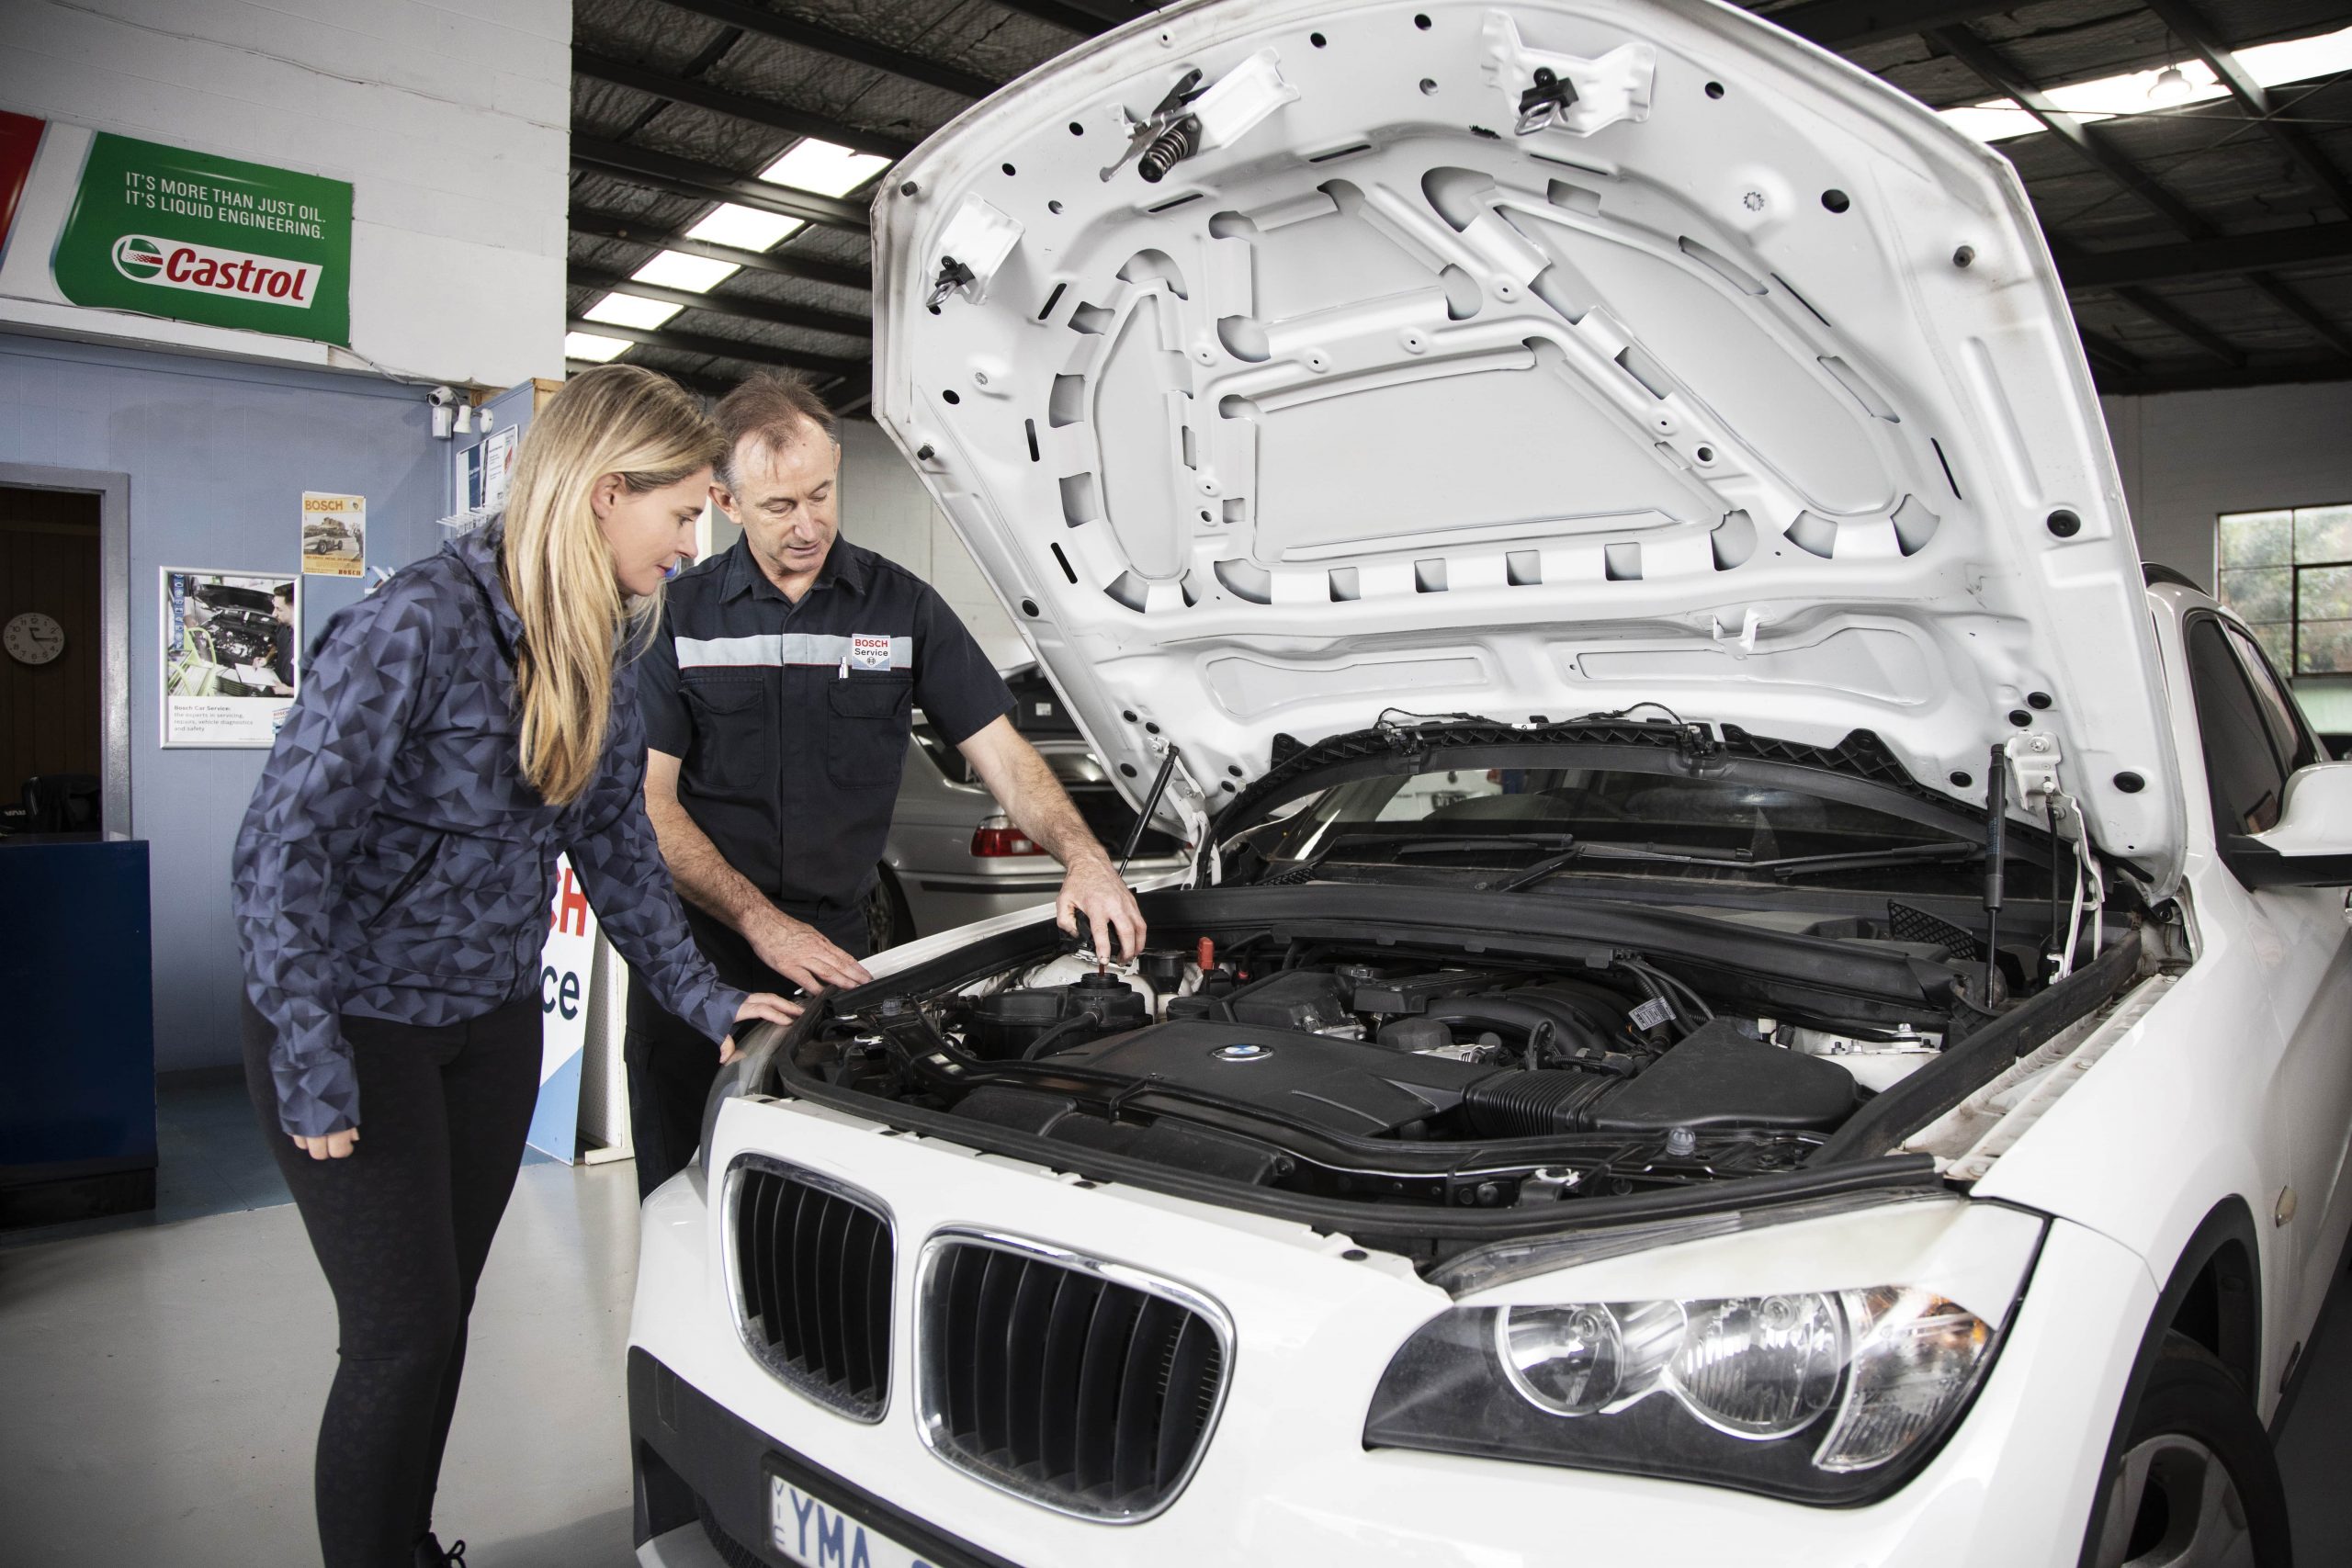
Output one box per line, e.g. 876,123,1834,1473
500,364,724,806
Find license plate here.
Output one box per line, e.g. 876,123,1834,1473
769,1473,939,1568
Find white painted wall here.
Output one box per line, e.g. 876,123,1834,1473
0,0,568,388
2104,380,2352,591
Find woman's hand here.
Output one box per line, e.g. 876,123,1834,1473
719,991,803,1065
289,1128,360,1160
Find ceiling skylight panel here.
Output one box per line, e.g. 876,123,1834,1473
582,292,683,330
564,331,633,363
686,204,807,251
760,138,893,197
632,251,741,291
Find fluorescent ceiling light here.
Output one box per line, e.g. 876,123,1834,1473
687,203,806,251
1940,21,2352,143
759,138,892,197
632,250,740,291
564,331,633,363
582,292,683,330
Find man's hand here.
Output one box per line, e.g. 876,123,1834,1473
1057,852,1148,962
746,910,873,995
289,1128,359,1161
720,990,804,1065
959,717,1153,962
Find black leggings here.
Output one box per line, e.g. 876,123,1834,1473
242,995,543,1568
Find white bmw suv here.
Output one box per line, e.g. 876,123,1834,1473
628,2,2352,1564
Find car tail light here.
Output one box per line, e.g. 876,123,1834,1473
971,825,1046,857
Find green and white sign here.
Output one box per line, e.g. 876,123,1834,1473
51,132,350,345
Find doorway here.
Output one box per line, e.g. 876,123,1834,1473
1,486,100,829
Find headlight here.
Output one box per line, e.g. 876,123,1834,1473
1366,1202,2038,1506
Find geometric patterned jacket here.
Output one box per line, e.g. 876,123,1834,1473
233,522,743,1137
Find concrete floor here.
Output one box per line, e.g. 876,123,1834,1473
0,1157,642,1567
2,1082,2350,1566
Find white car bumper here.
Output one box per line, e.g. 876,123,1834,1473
629,1098,2156,1567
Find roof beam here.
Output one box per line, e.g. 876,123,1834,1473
573,358,744,401
571,264,871,340
1928,26,2352,371
2094,356,2352,396
2055,224,2352,289
2112,287,2246,366
983,0,1151,34
655,0,1001,99
1756,1,2018,51
2246,276,2352,358
2141,0,2352,220
571,137,868,233
1928,26,2215,240
572,50,917,160
563,355,876,417
567,317,869,383
571,208,871,292
2077,328,2144,377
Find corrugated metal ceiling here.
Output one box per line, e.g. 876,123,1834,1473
568,0,2352,404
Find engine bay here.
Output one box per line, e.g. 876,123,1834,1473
760,887,2102,1214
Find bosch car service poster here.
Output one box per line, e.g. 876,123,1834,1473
300,491,366,577
0,111,352,347
526,856,601,1164
160,568,299,747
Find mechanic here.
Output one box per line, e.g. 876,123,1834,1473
626,371,1148,1197
268,581,296,693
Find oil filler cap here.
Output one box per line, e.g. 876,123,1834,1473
1212,1043,1272,1063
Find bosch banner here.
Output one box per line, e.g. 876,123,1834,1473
525,856,601,1165
0,111,351,347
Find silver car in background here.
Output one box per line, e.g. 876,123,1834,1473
862,670,1189,951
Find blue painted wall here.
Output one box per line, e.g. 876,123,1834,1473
0,332,443,1071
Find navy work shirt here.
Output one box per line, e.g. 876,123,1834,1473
639,534,1015,941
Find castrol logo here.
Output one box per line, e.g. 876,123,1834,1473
110,232,317,309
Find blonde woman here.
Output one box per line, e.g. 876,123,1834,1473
232,365,797,1568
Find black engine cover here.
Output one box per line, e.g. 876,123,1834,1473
1054,1021,1492,1137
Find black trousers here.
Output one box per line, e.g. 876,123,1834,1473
243,995,543,1568
624,911,869,1200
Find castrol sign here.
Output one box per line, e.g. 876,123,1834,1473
27,122,353,345
111,233,320,309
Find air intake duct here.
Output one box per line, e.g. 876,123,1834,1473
1463,1021,1859,1136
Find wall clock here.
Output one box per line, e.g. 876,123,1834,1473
4,612,64,666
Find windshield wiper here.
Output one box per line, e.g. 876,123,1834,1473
1498,839,1982,892
1754,842,1984,879
1260,830,1578,885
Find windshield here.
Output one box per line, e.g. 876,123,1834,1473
1246,761,2041,895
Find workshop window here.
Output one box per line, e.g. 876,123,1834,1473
2216,503,2352,675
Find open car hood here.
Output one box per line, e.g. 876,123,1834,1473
872,0,2186,893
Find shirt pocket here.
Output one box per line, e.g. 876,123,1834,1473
683,675,774,797
826,673,913,787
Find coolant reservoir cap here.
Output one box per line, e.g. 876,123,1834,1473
1212,1042,1273,1062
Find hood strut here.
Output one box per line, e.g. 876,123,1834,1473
1122,743,1182,876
